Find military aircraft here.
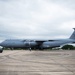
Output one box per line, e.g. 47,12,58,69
0,28,75,52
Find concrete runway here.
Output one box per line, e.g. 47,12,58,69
0,50,75,75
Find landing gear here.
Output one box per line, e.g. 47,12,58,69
29,48,31,51
10,48,14,50
39,47,44,50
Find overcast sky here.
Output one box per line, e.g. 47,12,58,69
0,0,75,41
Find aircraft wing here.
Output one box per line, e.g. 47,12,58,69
35,40,56,45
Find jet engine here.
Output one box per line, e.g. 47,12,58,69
0,46,3,53
24,40,37,49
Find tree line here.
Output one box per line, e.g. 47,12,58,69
61,45,75,50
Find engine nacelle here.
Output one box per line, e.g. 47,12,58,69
24,41,37,48
0,46,3,53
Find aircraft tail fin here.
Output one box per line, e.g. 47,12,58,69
70,28,75,39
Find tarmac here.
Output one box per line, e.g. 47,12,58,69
0,50,75,75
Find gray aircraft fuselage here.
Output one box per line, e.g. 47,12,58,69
0,28,75,50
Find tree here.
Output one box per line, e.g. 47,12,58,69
62,45,74,50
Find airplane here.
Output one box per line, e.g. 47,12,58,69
0,28,75,53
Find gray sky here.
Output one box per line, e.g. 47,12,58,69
0,0,75,41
